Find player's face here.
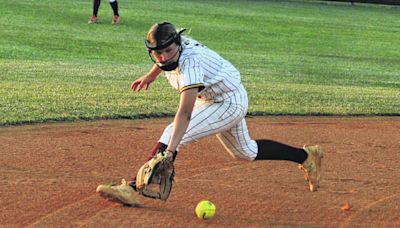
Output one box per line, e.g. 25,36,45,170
151,43,180,64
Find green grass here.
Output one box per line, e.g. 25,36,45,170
0,0,399,125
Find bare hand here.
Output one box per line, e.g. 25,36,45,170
131,75,155,92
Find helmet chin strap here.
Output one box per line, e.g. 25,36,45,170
151,46,182,71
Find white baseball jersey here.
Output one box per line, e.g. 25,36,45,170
159,37,258,160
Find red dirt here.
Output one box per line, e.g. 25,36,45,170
1,117,399,227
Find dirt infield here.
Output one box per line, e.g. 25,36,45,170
1,117,399,227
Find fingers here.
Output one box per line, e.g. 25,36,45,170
131,80,150,92
130,79,143,91
137,82,146,91
131,81,140,91
131,75,155,92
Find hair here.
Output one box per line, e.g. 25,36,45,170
146,22,178,48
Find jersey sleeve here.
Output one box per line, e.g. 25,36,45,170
178,56,204,93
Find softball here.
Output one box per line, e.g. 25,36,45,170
195,200,216,219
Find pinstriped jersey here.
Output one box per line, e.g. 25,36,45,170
164,37,243,102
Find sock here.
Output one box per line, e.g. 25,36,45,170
110,1,119,16
255,139,307,164
93,0,101,17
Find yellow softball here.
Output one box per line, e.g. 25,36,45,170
195,200,216,219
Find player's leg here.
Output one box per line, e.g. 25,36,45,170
109,0,120,24
215,118,258,160
255,140,307,162
88,0,101,24
93,0,101,16
217,120,323,191
257,140,323,191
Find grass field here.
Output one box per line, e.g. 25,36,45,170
0,0,399,125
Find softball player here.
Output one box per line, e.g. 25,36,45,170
97,22,323,205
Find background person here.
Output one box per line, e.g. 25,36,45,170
88,0,120,24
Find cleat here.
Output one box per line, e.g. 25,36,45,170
88,16,97,24
298,164,309,181
96,179,139,206
112,15,120,24
298,145,323,192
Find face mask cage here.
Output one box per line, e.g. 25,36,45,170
147,45,181,66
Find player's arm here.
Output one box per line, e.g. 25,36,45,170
146,64,163,80
131,64,162,91
166,87,198,152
